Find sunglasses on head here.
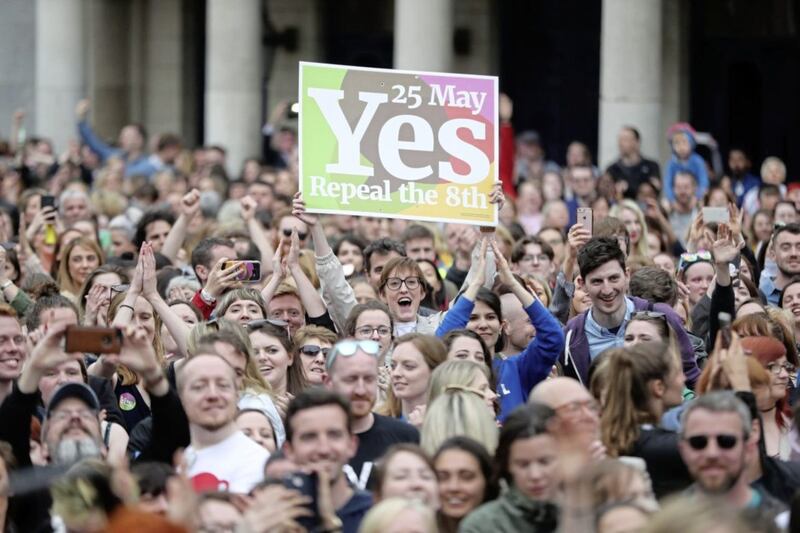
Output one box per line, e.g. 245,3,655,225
631,310,666,321
282,228,308,240
685,433,741,451
299,344,330,358
677,250,712,273
110,284,130,296
245,318,289,331
325,339,381,370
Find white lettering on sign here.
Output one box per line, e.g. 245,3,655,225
306,88,388,177
428,84,487,115
308,88,490,185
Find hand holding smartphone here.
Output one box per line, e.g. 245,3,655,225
65,326,122,354
223,260,262,282
577,207,593,235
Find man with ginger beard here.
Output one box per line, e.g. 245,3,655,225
324,339,418,490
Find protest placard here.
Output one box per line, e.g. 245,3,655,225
299,61,498,226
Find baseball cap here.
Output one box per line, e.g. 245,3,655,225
45,382,101,419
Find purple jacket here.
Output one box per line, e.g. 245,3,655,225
560,297,700,388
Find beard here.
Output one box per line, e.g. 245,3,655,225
349,395,375,418
695,460,744,495
778,262,800,278
52,437,102,466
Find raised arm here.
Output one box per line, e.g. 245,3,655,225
161,189,200,263
75,99,116,162
493,241,563,393
435,238,488,337
286,229,327,319
708,223,740,352
261,239,287,305
142,242,190,357
11,317,82,466
89,244,144,379
551,223,590,323
241,195,275,274
293,192,357,328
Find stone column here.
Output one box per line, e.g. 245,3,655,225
86,0,130,141
394,0,453,72
35,0,85,152
598,0,663,168
144,0,183,139
205,0,262,177
660,0,689,166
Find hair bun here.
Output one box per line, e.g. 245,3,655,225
29,279,61,300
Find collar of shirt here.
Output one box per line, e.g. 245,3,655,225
585,297,635,359
759,275,781,306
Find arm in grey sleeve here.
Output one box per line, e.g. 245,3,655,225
315,251,357,331
549,271,574,325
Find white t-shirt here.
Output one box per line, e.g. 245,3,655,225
185,430,270,493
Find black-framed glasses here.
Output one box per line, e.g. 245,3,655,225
685,433,741,450
299,345,330,358
325,340,381,370
385,277,421,291
355,325,392,338
282,228,308,240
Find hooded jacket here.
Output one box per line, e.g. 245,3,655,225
664,126,710,202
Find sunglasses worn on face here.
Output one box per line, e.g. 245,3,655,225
325,339,381,370
685,433,741,450
282,228,308,240
300,345,330,358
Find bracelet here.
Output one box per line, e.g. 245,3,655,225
200,288,216,304
119,304,135,312
0,280,12,290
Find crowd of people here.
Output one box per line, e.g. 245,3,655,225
0,93,798,532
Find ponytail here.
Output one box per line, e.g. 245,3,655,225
600,342,674,456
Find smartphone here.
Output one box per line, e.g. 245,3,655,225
40,195,56,209
703,206,729,224
224,260,261,282
577,207,593,234
281,472,320,530
718,312,732,349
65,326,122,354
287,101,299,119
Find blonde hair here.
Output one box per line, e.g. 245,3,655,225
57,237,105,297
186,319,273,396
600,342,675,457
420,389,498,455
377,333,447,417
428,360,491,405
359,498,437,533
644,496,750,533
609,199,650,260
108,293,165,386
